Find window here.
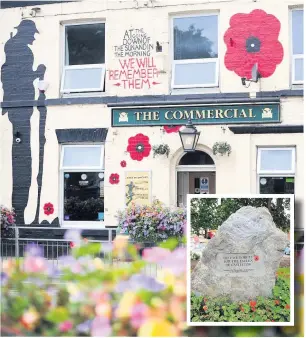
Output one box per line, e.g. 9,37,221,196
172,14,219,88
60,145,105,225
257,147,296,194
291,9,304,84
61,22,106,93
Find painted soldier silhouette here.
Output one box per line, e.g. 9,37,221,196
1,20,46,225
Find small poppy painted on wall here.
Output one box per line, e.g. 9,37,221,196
224,9,284,79
109,173,120,184
163,126,182,134
254,255,259,261
127,133,151,161
120,160,127,168
43,203,54,216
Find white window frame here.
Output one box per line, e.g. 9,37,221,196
60,21,106,94
290,8,304,85
59,144,105,228
257,147,296,175
171,12,219,89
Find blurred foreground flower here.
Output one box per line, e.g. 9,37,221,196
1,231,187,337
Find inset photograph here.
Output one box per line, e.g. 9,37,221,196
187,195,294,326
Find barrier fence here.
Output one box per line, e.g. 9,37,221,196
0,226,162,277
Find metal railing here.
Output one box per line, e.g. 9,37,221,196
0,226,163,277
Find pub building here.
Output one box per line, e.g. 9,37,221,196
0,0,304,246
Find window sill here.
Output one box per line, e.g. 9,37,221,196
60,92,108,99
290,84,304,90
170,87,220,96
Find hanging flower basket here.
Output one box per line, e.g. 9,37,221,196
152,144,170,158
212,142,232,156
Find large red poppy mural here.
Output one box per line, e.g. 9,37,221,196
127,133,151,161
224,9,284,79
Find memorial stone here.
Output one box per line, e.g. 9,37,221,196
191,206,289,301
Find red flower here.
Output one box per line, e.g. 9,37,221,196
203,305,208,311
43,203,54,216
109,173,120,185
127,133,151,161
69,242,75,248
120,160,127,168
163,126,182,134
274,300,280,305
285,304,290,309
254,255,259,261
224,9,283,79
249,300,257,307
251,307,256,312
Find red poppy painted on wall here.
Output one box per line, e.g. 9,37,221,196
120,160,127,168
127,133,151,161
109,173,120,184
43,203,54,216
224,9,284,79
163,126,182,134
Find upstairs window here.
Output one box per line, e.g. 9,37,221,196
61,22,106,93
291,9,304,84
172,14,219,88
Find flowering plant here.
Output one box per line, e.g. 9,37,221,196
191,268,291,322
1,231,187,337
152,144,170,158
212,142,232,156
116,200,186,243
1,205,16,238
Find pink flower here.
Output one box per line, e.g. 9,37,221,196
160,247,186,275
59,320,73,332
23,256,48,273
193,235,200,243
130,303,149,329
142,247,171,263
91,316,112,337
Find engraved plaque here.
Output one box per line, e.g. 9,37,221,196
215,253,265,277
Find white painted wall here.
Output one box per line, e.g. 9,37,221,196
0,0,304,228
0,0,304,99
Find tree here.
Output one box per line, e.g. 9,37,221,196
190,198,290,235
190,198,218,237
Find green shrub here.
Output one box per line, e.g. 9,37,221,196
191,268,290,322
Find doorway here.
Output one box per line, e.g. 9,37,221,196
176,150,216,206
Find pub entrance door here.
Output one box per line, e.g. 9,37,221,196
176,150,216,207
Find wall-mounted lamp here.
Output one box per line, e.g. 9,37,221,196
15,131,21,144
179,119,200,152
38,80,49,93
156,41,162,52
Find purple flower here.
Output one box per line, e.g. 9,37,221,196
115,273,165,293
1,272,8,286
24,243,43,257
91,316,112,337
77,320,92,334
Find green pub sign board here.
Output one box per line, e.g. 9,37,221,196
112,103,280,127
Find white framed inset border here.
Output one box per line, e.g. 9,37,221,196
186,194,295,326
